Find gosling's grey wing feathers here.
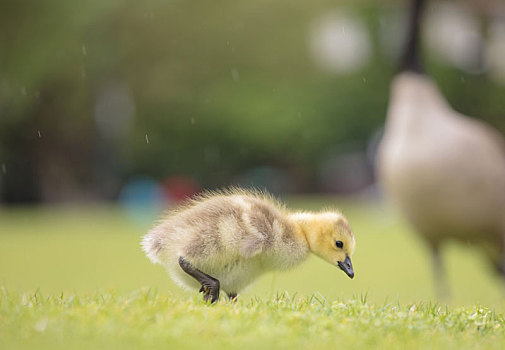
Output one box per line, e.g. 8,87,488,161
239,236,264,258
143,191,295,266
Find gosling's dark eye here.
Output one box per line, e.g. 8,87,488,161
335,241,344,249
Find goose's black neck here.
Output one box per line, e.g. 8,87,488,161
399,0,427,73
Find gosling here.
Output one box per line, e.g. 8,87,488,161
142,189,356,303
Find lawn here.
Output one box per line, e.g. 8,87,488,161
1,196,505,349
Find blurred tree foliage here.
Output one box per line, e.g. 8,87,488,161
0,0,504,202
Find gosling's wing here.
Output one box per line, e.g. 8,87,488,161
239,236,264,259
237,199,279,259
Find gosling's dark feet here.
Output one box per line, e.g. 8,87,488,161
199,282,220,303
178,256,220,304
227,292,238,303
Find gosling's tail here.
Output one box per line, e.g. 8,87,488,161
141,230,164,264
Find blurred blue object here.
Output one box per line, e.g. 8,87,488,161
118,178,171,227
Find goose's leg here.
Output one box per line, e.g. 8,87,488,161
495,249,505,282
430,243,450,300
492,249,505,298
178,256,220,303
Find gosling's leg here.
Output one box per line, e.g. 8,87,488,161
430,243,450,300
227,292,238,303
178,256,220,303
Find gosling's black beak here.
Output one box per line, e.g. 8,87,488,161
337,255,354,279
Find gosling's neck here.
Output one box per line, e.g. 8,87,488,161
261,211,311,270
288,212,321,252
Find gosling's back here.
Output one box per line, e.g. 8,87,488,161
142,191,308,293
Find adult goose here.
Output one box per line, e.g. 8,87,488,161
377,0,505,296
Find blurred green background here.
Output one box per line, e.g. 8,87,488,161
1,0,505,309
1,0,505,202
1,197,504,308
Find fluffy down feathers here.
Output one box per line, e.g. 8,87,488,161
142,189,308,294
142,188,355,296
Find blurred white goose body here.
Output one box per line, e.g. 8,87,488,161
142,189,356,302
378,72,505,266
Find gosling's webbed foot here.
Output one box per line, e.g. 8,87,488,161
199,282,220,303
178,256,221,304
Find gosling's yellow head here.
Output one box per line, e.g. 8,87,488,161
291,211,356,278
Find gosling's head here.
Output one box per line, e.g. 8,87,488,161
291,211,356,279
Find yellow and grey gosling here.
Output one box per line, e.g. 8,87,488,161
142,189,356,303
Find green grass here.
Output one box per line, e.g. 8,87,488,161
2,289,504,350
1,196,505,349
